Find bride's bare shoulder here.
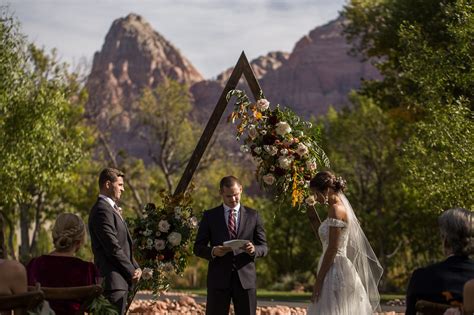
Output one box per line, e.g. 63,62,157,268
329,203,348,222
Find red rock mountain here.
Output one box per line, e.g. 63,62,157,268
86,14,378,156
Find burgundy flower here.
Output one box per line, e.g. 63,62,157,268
274,167,286,177
263,134,277,145
268,115,279,125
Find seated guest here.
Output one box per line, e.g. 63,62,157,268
464,279,474,314
0,259,27,295
406,208,474,315
27,213,99,315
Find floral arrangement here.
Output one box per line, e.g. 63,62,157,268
130,189,198,294
227,90,330,207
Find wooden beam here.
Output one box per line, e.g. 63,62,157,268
173,51,262,196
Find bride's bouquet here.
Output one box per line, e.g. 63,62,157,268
130,189,198,293
227,90,330,207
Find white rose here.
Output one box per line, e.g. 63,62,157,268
240,145,250,153
248,125,258,140
280,148,288,156
161,262,174,273
264,145,278,156
278,156,292,169
167,232,182,247
253,147,262,155
188,216,198,228
256,99,270,111
275,122,292,136
262,174,276,185
158,220,170,233
142,267,154,280
154,239,166,251
146,238,154,249
305,195,317,206
296,143,309,156
254,157,263,164
306,160,317,171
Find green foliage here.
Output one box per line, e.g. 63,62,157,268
338,0,473,290
0,9,91,259
322,95,442,289
137,79,200,193
85,294,119,315
401,103,474,211
343,0,474,110
256,198,321,289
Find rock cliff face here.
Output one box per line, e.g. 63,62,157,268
259,17,379,117
86,13,378,157
190,18,379,119
86,13,204,154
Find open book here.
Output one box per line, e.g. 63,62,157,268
223,239,249,250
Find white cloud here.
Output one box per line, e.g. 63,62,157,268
7,0,346,78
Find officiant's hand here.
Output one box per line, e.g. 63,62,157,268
241,242,255,255
212,246,233,257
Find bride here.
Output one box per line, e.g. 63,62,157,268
307,171,383,315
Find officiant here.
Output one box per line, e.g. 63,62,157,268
193,175,268,315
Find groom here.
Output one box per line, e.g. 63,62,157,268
194,176,268,315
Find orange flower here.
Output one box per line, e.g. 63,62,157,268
253,111,263,120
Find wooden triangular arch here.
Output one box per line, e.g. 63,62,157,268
172,50,320,235
173,51,263,196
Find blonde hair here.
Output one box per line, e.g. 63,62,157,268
52,213,85,252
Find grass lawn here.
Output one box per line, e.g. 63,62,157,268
175,289,404,303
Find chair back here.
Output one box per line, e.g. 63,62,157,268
415,299,454,315
28,284,103,315
0,290,45,315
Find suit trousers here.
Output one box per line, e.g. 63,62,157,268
206,270,256,315
104,289,128,315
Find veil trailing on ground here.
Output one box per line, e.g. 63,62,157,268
339,193,384,311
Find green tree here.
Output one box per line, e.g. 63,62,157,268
322,95,436,289
0,10,90,260
343,0,474,110
338,0,473,289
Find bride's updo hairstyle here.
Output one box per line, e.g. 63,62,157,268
310,171,346,193
52,213,86,252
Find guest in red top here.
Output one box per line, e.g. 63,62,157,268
27,213,99,315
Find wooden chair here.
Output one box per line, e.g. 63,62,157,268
0,290,45,315
28,284,103,315
415,299,456,315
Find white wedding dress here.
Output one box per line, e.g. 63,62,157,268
307,194,383,315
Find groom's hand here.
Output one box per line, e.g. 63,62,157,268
212,246,233,257
132,268,142,283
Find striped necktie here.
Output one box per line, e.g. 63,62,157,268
228,209,237,239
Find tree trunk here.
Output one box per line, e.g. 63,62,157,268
4,213,16,259
30,193,44,257
19,202,31,263
0,211,6,259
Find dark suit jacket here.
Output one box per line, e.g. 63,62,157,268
405,255,474,315
88,197,139,291
193,205,268,289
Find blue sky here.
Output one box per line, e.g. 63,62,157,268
7,0,347,78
